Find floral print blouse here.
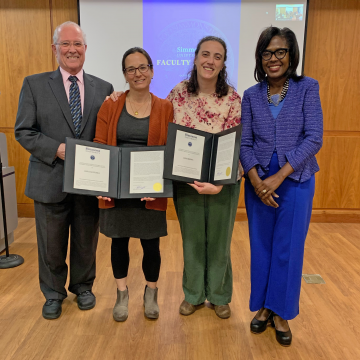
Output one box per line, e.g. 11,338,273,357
166,81,241,134
167,80,243,177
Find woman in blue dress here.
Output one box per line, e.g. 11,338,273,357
240,27,323,346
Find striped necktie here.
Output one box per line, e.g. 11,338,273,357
68,75,82,138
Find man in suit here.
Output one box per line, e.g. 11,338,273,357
15,21,113,319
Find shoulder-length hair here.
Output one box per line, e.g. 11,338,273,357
187,36,231,98
254,26,303,83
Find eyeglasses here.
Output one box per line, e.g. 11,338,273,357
261,48,289,61
55,41,85,48
123,64,151,75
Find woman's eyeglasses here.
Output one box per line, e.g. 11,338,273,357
261,48,289,61
123,64,151,75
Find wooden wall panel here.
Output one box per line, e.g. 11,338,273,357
314,136,360,208
0,1,53,129
0,0,78,218
0,0,54,218
303,0,360,222
50,0,78,70
51,0,78,26
304,0,360,132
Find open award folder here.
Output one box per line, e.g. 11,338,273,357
164,123,242,185
63,138,173,198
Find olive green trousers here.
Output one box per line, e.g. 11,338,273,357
173,180,241,305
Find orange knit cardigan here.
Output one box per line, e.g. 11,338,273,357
93,91,174,211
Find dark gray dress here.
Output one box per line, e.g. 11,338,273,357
99,106,167,239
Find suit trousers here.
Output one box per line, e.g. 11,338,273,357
34,194,99,300
245,152,315,320
173,181,241,306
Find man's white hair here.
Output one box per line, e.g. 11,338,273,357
53,21,87,45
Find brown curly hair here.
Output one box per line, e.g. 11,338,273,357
186,36,230,98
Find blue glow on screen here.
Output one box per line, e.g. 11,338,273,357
143,0,241,99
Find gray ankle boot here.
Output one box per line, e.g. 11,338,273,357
113,288,129,322
144,285,159,319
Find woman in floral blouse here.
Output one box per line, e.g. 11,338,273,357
166,36,242,319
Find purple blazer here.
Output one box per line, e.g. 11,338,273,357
240,76,323,182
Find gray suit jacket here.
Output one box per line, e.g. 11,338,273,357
15,68,114,203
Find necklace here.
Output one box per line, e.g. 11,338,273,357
267,78,289,106
141,97,151,117
128,94,151,116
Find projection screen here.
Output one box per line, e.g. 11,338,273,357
79,0,308,98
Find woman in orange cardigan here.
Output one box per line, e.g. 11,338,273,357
93,47,173,322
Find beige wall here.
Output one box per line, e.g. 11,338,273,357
1,0,359,222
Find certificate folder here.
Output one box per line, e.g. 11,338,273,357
63,138,120,198
63,138,173,198
164,123,242,185
120,146,173,199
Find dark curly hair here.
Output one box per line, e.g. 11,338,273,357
254,26,303,83
122,47,153,74
186,36,230,98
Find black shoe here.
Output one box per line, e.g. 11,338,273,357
42,299,63,320
271,314,292,346
77,290,96,310
250,309,273,334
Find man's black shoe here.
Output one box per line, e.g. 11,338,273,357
77,290,96,310
42,299,63,320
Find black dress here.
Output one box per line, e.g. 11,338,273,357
99,106,167,239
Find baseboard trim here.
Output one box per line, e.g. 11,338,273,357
18,201,360,223
17,203,35,218
232,208,360,223
310,209,360,223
